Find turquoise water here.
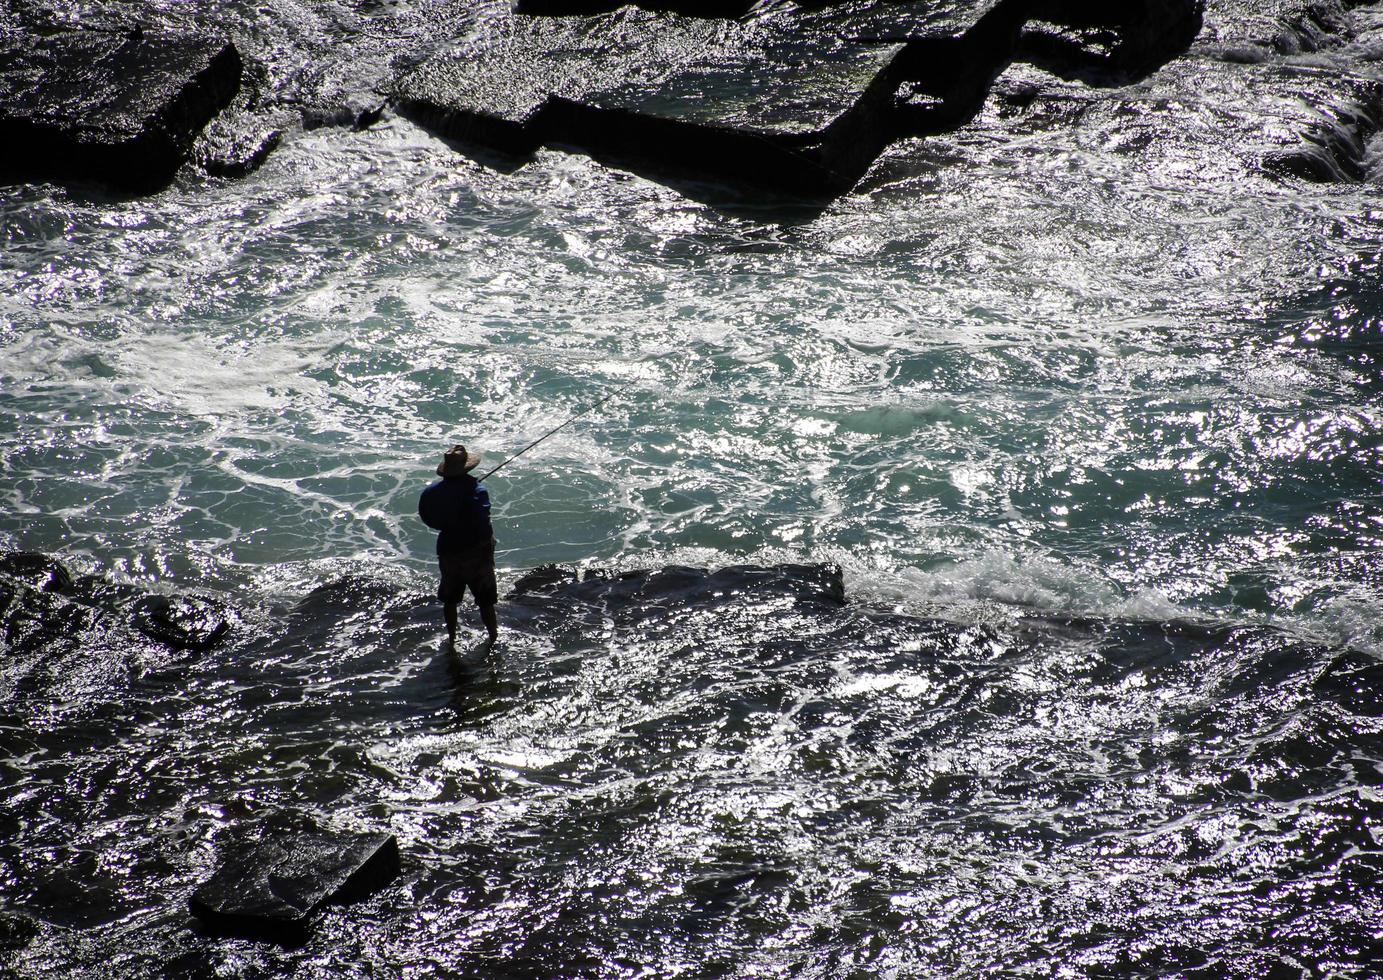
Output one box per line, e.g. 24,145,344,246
3,114,1380,645
4,12,1383,974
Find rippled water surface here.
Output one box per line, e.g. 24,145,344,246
3,2,1383,976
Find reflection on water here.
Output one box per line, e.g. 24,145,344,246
3,0,1383,974
3,564,1380,976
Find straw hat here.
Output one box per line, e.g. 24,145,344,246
437,444,481,477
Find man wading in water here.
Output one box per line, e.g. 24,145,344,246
419,444,498,648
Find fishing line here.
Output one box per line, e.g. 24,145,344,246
475,354,675,482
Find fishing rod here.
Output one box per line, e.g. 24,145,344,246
475,367,650,483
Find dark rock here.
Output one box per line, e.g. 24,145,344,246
1312,652,1383,717
0,551,73,594
131,593,230,651
891,4,1028,136
0,26,241,192
392,9,909,195
506,562,847,633
509,564,580,597
1271,0,1349,55
1020,0,1203,84
893,0,1200,137
0,911,39,952
0,576,99,674
515,0,755,16
197,121,284,178
393,1,1202,196
301,94,388,132
66,574,149,609
1261,87,1382,183
189,831,401,942
1265,144,1355,182
296,576,402,619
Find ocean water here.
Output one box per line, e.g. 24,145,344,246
2,1,1383,977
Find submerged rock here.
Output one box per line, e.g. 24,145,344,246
1,555,232,669
189,831,401,942
196,119,284,178
0,551,73,594
509,563,580,596
300,94,388,132
515,0,755,15
0,911,39,953
130,593,231,651
1016,0,1203,85
0,25,241,192
505,561,847,634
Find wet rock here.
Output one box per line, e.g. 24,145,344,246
296,576,402,619
0,25,242,192
189,831,401,942
1271,0,1349,55
506,562,847,632
0,577,98,662
392,9,909,195
0,551,73,594
1263,91,1382,183
1019,0,1203,85
301,94,388,132
131,594,230,651
1312,652,1383,717
0,911,39,952
66,574,149,609
196,118,284,178
392,1,1203,196
509,564,580,596
893,0,1200,137
516,0,754,14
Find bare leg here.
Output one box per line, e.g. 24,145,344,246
444,600,458,646
479,603,498,645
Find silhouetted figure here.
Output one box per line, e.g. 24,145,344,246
419,444,498,648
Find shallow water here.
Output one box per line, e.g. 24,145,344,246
2,1,1383,976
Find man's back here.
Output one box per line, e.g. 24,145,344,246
419,475,492,554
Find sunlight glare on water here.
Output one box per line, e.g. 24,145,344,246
2,18,1383,974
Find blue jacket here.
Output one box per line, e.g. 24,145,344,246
418,475,493,555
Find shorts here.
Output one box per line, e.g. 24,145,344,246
437,540,498,607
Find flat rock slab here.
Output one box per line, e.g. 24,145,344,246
515,0,757,15
393,9,908,194
0,26,241,191
190,831,400,942
506,561,847,632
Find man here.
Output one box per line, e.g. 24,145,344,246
418,443,498,647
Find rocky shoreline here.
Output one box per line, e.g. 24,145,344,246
4,544,1380,964
5,0,1379,199
27,0,1383,199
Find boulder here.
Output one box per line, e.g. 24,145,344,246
189,831,400,942
0,26,241,192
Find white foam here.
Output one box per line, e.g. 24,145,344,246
841,548,1190,626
